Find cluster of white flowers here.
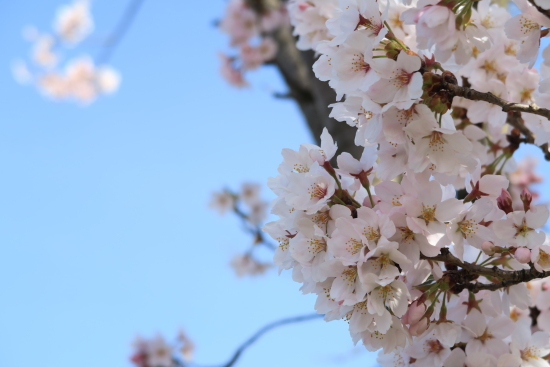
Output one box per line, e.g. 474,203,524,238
210,183,273,277
13,0,120,104
130,330,194,367
265,0,550,365
218,0,288,87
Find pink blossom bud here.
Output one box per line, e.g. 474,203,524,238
497,189,513,214
520,188,533,212
515,247,531,264
298,2,312,11
408,317,429,336
481,241,496,256
402,300,426,326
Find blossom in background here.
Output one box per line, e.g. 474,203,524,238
209,190,235,215
230,254,271,277
54,0,94,43
14,0,120,104
217,0,287,86
131,331,195,367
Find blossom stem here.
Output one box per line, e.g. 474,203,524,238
383,21,408,50
474,251,482,264
478,256,495,267
331,195,347,206
363,182,376,207
438,293,448,322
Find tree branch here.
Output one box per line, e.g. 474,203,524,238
527,0,550,20
96,0,145,64
422,248,550,293
440,80,550,160
441,81,550,120
183,313,323,367
506,112,550,160
267,1,362,160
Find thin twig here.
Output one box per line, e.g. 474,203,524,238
232,205,276,251
96,0,145,64
188,313,323,367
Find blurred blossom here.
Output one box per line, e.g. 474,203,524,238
510,156,543,188
219,53,248,87
54,0,94,44
38,72,69,99
209,190,235,215
65,56,97,103
130,332,194,367
230,254,271,277
32,35,58,68
217,0,287,86
247,201,268,225
177,329,195,362
96,66,121,94
240,182,262,207
14,0,120,105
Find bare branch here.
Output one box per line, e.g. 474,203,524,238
96,0,146,64
183,313,323,367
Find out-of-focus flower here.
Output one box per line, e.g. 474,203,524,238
54,0,94,43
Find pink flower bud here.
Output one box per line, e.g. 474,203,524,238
515,247,531,264
520,188,533,212
408,317,429,336
298,2,312,11
402,300,426,326
481,241,496,256
497,189,513,214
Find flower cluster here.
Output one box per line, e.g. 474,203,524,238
218,0,288,87
130,330,194,367
13,0,120,104
264,0,550,365
210,183,273,277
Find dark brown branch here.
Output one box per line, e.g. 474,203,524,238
267,1,362,160
527,0,550,20
422,248,550,293
441,81,550,120
96,0,145,64
441,81,550,160
506,112,550,160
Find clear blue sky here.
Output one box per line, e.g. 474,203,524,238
0,1,378,367
0,2,548,367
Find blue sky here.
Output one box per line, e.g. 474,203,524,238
0,2,549,367
0,1,378,367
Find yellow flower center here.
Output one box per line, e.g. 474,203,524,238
308,182,327,199
420,205,437,224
